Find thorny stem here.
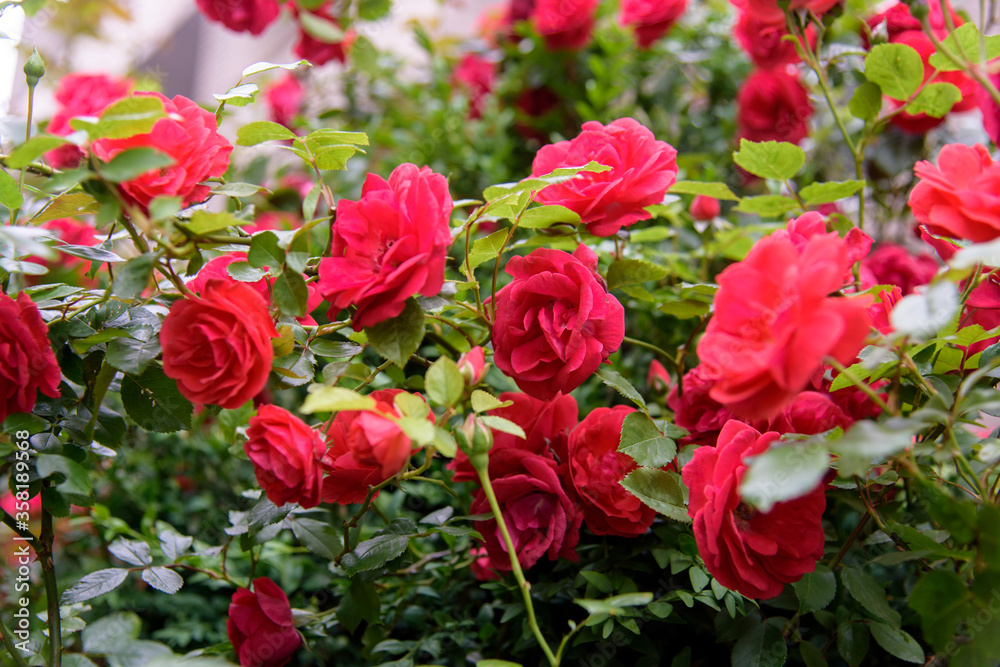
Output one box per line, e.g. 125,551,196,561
40,508,61,667
473,463,558,666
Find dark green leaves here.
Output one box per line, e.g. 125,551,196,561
619,468,688,523
97,148,174,182
793,564,837,614
841,566,901,629
112,253,159,299
291,516,343,560
731,619,787,667
35,453,94,505
607,259,669,291
617,412,676,468
365,298,426,367
121,366,193,433
341,533,410,576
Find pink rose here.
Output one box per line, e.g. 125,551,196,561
734,13,815,69
196,0,281,35
265,74,305,129
317,164,454,329
161,280,277,409
245,405,325,508
90,92,232,214
531,118,678,237
697,232,872,420
860,243,937,295
730,0,840,25
767,391,854,435
530,0,600,51
457,346,488,386
909,143,1000,243
866,286,903,335
682,420,826,599
980,71,1000,146
0,293,61,423
689,195,720,221
491,245,624,400
736,68,813,146
452,53,497,119
619,0,687,49
45,73,134,168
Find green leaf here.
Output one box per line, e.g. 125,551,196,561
341,533,410,575
186,210,245,235
607,259,669,291
838,616,870,667
740,440,830,512
906,82,962,118
112,253,158,299
106,335,161,375
241,59,310,78
865,43,923,100
272,266,309,317
141,567,183,594
299,9,346,42
479,415,527,439
308,339,363,358
658,300,710,319
212,82,258,107
426,356,464,407
841,566,901,629
358,0,391,20
734,195,800,217
108,538,152,566
236,120,297,146
35,454,94,506
929,23,1000,72
433,427,458,457
870,623,924,663
82,612,140,653
518,204,581,229
462,228,509,272
311,144,361,171
908,569,971,650
596,367,647,411
619,468,689,523
365,298,426,367
301,386,376,414
668,180,739,201
32,192,100,223
471,389,512,413
6,134,70,168
226,261,268,283
575,592,654,616
731,620,787,667
121,366,194,433
733,139,805,180
62,568,130,604
291,517,343,560
74,95,167,140
158,529,193,561
0,169,23,211
477,661,523,667
793,564,837,614
799,180,865,205
617,412,676,468
829,417,925,478
850,81,883,121
211,182,265,198
97,148,174,182
248,231,285,268
56,244,123,263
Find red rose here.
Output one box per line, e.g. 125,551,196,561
0,293,61,423
188,252,322,324
45,73,134,169
227,577,301,667
452,53,497,119
619,0,687,48
568,406,657,537
196,0,281,35
448,391,578,482
531,118,678,237
909,143,1000,243
246,405,325,508
265,74,304,129
514,86,563,142
471,448,582,571
292,3,353,65
697,232,871,420
734,13,815,69
767,391,854,435
530,0,600,51
730,0,840,25
648,359,671,395
244,211,303,234
860,243,937,295
28,218,101,287
321,389,429,503
980,72,1000,146
491,245,624,400
736,68,813,146
866,286,903,335
668,365,744,446
682,420,826,599
317,163,454,329
879,30,978,134
161,280,277,409
689,195,720,221
90,93,232,214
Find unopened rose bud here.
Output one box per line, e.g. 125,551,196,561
690,195,720,221
457,346,487,386
23,49,45,89
460,414,493,471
